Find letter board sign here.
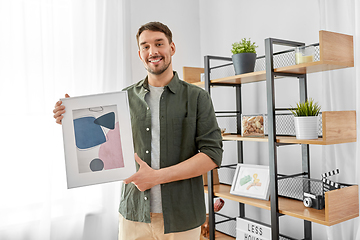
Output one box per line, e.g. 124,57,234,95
236,217,271,240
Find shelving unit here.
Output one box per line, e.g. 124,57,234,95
185,30,358,240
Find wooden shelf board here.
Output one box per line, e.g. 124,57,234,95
205,184,358,226
221,134,356,145
211,70,267,85
190,60,353,87
205,184,271,210
276,60,353,74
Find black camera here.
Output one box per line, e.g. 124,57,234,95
303,192,324,210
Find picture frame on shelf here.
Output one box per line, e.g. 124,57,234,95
61,91,136,189
230,164,270,200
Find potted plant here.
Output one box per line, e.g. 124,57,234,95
289,98,321,140
231,38,258,75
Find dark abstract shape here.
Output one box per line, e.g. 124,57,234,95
90,158,104,171
73,117,106,149
94,112,115,130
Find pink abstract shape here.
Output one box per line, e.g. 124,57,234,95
99,122,124,170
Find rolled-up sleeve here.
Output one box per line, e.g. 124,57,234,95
196,90,223,167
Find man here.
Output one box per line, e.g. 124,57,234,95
53,21,223,240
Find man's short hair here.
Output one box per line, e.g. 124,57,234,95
136,22,173,47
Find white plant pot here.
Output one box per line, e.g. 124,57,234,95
294,116,318,140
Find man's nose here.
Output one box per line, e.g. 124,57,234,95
149,46,159,56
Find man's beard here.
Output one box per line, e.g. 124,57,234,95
145,57,171,75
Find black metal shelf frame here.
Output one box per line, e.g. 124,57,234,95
205,36,314,240
205,55,243,240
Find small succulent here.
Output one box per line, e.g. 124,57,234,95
289,98,321,117
231,38,258,55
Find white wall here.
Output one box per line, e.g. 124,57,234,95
128,0,202,83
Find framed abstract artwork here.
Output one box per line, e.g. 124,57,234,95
61,91,136,188
230,164,270,200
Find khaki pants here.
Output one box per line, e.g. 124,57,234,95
118,213,201,240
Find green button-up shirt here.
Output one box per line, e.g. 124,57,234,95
119,72,223,234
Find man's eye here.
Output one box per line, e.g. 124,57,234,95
156,43,163,47
142,46,149,50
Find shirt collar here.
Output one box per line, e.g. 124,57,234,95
165,71,180,94
138,71,180,94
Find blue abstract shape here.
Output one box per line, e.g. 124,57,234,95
73,117,106,149
94,112,115,130
90,158,104,171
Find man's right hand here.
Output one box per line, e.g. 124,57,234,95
53,94,70,124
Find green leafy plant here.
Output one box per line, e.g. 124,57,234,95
231,38,258,55
289,98,321,117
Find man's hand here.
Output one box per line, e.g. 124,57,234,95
53,94,70,124
124,152,218,192
124,153,160,192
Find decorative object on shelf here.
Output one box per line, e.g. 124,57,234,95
214,198,225,212
322,169,341,192
230,164,270,200
236,217,271,240
303,168,340,210
295,45,315,64
289,98,321,139
201,198,225,239
303,192,325,210
231,38,258,75
241,114,264,137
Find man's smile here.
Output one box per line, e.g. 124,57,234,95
148,56,163,64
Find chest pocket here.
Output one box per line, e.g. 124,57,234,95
172,117,196,148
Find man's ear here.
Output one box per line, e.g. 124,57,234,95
138,50,142,60
170,42,176,56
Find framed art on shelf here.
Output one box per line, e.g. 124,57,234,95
61,91,136,189
230,164,270,200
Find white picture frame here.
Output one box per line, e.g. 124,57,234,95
61,91,136,189
230,164,270,200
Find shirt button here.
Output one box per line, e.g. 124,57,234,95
147,107,149,110
144,197,148,201
146,128,150,131
146,150,149,154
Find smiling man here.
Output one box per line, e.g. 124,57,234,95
119,22,223,239
53,21,223,240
